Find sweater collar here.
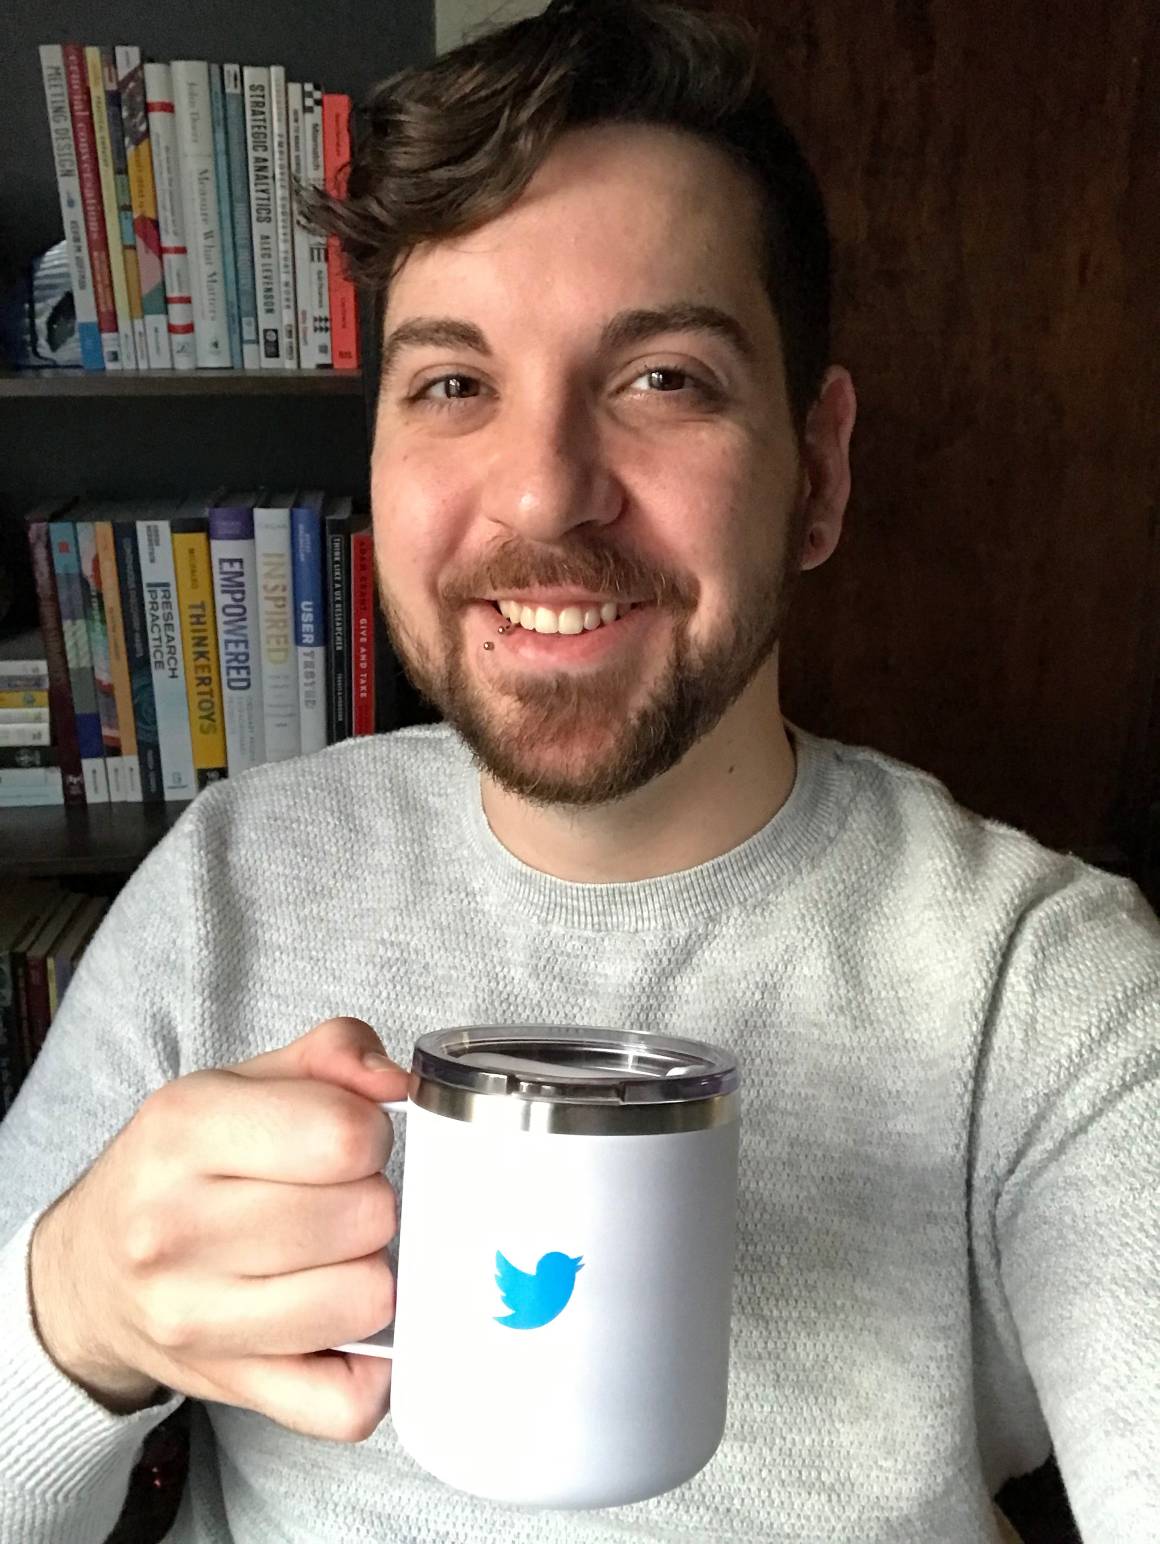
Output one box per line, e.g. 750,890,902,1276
456,725,851,930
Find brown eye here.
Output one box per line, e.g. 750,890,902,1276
424,374,480,400
645,368,686,391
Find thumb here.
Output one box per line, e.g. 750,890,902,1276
230,1016,410,1104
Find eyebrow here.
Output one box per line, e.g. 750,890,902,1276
378,301,756,387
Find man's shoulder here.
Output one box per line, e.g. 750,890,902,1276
175,724,468,858
806,727,1144,933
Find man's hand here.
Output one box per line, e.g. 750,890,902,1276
29,1018,408,1442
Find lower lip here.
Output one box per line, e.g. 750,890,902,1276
467,603,655,666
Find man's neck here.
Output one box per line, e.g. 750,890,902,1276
479,663,796,883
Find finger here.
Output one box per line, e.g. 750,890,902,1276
183,1174,397,1277
230,1017,410,1105
155,1072,393,1184
145,1251,396,1359
183,1348,394,1442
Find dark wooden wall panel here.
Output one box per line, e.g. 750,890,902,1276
723,0,1160,858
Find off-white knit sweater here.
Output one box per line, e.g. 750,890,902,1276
0,726,1157,1543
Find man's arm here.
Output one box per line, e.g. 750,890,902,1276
976,867,1160,1541
0,819,191,1542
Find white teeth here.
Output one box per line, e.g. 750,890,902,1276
496,599,636,633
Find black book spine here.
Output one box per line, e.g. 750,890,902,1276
112,522,165,802
325,520,351,743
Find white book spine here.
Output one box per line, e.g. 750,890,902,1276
86,46,138,368
243,66,282,367
288,83,314,368
171,60,230,368
302,84,332,367
0,723,51,747
38,46,102,370
0,708,49,725
0,769,64,807
211,528,266,771
144,62,196,369
268,67,299,368
137,521,198,800
253,505,301,760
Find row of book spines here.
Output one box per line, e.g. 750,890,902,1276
0,884,109,1116
18,497,380,809
39,43,358,373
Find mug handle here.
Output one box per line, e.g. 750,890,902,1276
331,1099,409,1360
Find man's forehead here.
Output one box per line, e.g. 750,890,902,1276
383,125,770,338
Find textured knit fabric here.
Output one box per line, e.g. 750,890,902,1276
0,724,1157,1544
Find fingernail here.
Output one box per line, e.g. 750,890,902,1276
363,1051,395,1071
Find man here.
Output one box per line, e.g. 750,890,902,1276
1,1,1156,1540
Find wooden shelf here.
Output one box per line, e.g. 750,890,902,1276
0,368,364,398
0,801,185,878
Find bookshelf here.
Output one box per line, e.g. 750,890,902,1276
0,2,433,884
0,368,365,398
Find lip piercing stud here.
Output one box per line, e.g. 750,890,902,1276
497,624,511,634
483,641,495,651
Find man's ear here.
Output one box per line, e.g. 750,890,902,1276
797,365,857,572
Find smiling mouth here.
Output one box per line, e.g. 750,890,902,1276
491,599,640,635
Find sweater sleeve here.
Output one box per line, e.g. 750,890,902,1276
0,814,198,1542
974,864,1160,1541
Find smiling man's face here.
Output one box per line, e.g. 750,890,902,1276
370,122,809,805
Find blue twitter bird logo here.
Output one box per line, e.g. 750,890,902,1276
494,1250,584,1329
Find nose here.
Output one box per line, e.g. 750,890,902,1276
479,386,623,543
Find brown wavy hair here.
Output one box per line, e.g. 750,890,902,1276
304,0,832,439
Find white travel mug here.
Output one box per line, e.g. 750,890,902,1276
333,1024,741,1509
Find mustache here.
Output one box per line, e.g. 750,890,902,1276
440,536,698,609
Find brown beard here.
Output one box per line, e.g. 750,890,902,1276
378,529,801,807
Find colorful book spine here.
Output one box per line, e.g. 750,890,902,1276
324,496,354,743
209,494,266,772
93,517,142,800
350,520,376,737
0,691,46,711
49,518,110,803
137,512,198,799
322,94,359,368
223,64,260,369
208,64,243,368
143,62,196,369
171,60,230,368
49,895,109,1018
288,83,312,368
99,47,148,369
0,745,58,766
269,66,299,368
291,491,327,754
25,512,85,806
171,503,229,787
116,45,172,370
111,519,165,802
243,67,282,367
62,42,120,368
253,493,300,761
301,84,332,367
75,519,127,801
25,894,88,1060
86,45,137,369
38,46,102,370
